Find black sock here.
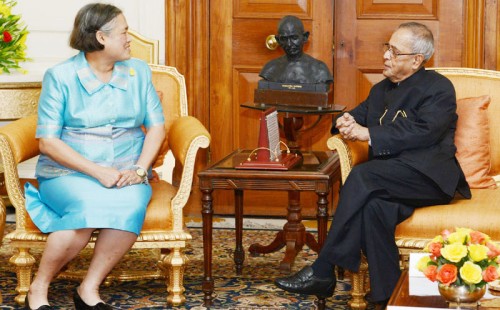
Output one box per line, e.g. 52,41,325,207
311,258,335,280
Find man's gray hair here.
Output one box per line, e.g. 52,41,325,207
398,22,434,61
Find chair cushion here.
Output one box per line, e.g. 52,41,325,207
396,188,500,241
455,95,496,188
12,179,176,238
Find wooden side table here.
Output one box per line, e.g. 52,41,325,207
198,149,340,306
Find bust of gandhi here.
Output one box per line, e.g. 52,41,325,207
259,15,333,85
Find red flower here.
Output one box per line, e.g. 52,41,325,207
2,31,12,43
436,264,458,285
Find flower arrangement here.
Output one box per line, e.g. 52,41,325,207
417,227,500,291
0,0,29,73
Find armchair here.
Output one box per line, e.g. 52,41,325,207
0,81,40,306
327,67,500,309
0,64,210,306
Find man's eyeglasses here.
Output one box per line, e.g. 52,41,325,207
383,43,419,58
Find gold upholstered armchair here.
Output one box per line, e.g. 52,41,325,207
0,81,40,305
327,67,500,309
0,64,211,306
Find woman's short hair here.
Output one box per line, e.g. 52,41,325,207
69,3,122,52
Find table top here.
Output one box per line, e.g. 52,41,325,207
241,102,345,115
388,270,500,309
199,149,338,176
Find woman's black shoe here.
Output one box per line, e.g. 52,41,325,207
24,294,53,310
73,288,114,310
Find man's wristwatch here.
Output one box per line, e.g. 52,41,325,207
133,165,148,184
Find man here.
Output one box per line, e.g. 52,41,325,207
274,22,471,305
259,15,333,85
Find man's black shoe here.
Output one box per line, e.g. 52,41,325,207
274,266,336,298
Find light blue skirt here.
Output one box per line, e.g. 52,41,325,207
25,172,152,235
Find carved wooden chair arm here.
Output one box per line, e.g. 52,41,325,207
326,134,369,184
167,116,210,231
0,115,39,202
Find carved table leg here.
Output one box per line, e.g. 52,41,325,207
305,191,329,253
249,190,306,272
234,189,245,275
201,188,214,307
312,190,330,309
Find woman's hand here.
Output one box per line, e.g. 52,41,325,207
93,166,122,188
116,169,144,188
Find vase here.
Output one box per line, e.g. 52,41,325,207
438,283,486,305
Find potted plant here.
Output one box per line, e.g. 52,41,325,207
417,227,500,304
0,0,29,74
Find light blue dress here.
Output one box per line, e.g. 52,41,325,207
25,51,164,235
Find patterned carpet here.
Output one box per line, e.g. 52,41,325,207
0,223,376,309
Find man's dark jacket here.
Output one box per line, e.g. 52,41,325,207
333,68,470,198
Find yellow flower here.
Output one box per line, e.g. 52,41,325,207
416,255,432,272
460,261,483,284
455,227,472,234
0,3,11,16
468,244,489,262
448,230,469,244
441,243,468,262
129,68,136,76
432,235,444,243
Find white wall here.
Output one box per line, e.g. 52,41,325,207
0,0,165,82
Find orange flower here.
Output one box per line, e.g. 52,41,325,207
428,242,443,258
424,265,438,282
470,230,487,245
483,265,499,283
436,264,458,286
486,242,500,259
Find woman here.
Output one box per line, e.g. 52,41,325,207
24,3,165,309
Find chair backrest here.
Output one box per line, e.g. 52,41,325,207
431,67,500,176
0,82,40,179
149,64,188,168
0,82,40,122
128,30,159,64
